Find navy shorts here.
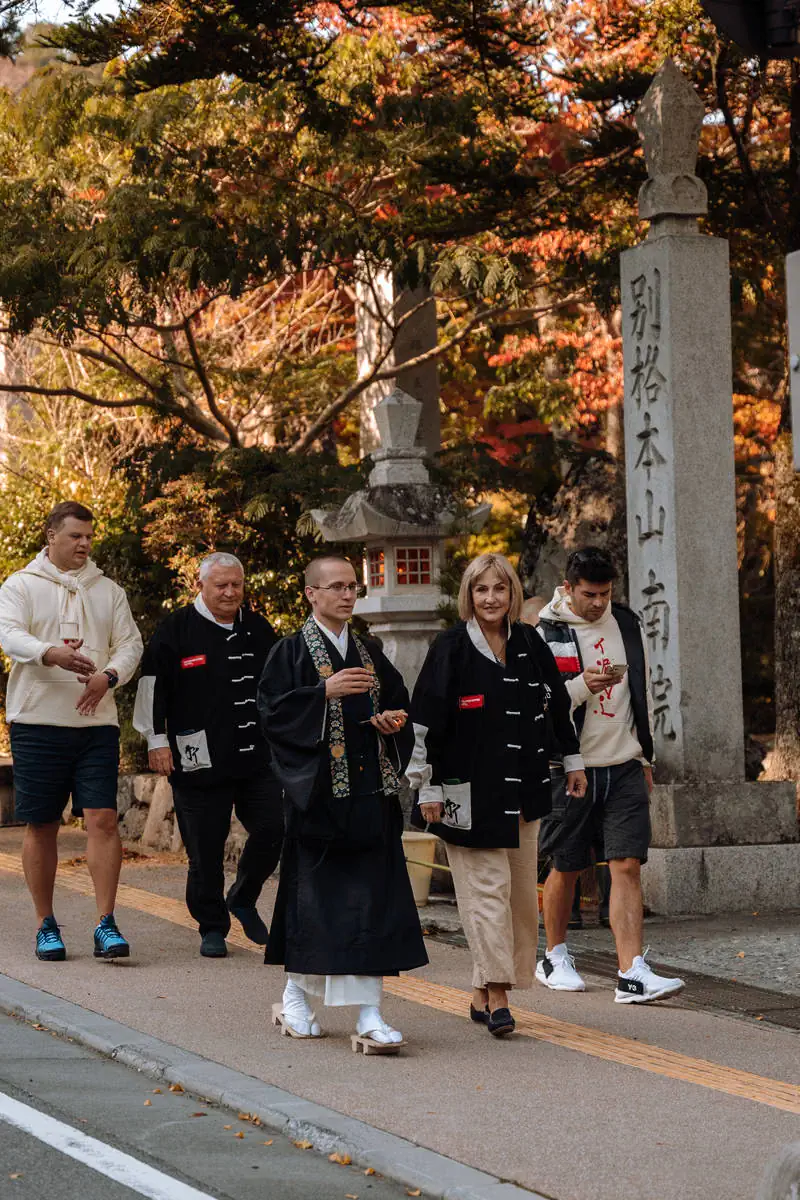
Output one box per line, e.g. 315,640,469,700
10,723,120,824
539,759,651,871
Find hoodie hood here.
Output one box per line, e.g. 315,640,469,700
20,550,105,642
21,549,104,591
538,585,611,628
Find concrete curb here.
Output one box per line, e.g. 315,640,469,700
0,973,547,1200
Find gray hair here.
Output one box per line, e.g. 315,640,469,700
199,552,245,581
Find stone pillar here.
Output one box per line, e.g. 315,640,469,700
622,61,800,913
356,264,440,459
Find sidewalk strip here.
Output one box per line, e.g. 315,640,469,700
0,1089,215,1200
1,850,799,1115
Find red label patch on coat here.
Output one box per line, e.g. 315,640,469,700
181,655,207,669
459,694,485,710
554,656,581,673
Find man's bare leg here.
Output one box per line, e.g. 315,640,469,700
22,820,61,921
542,867,580,950
608,857,643,973
83,808,122,918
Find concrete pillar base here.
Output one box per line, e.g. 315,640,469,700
650,779,798,847
642,843,800,914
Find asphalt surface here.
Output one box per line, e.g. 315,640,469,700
0,826,798,1200
0,1010,408,1200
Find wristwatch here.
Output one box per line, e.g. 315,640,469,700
103,669,119,688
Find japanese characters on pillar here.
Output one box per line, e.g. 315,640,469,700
624,261,681,766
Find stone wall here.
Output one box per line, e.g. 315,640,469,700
116,774,247,867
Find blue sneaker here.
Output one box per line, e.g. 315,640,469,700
93,913,130,959
35,916,66,961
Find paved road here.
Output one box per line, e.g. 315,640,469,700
0,826,798,1200
0,1011,407,1200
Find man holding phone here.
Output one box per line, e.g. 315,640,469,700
535,547,684,1004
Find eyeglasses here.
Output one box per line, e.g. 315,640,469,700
309,582,365,596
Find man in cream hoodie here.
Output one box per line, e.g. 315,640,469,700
535,547,684,1004
0,501,142,962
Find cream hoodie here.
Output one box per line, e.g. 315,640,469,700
538,587,652,768
0,550,143,727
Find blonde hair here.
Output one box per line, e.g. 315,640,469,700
458,553,524,624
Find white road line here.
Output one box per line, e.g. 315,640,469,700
0,1090,215,1200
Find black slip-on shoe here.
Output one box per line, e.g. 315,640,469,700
488,1007,516,1037
228,905,269,946
200,931,228,958
469,1004,490,1025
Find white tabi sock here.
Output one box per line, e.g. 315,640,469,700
282,978,321,1036
356,1005,403,1044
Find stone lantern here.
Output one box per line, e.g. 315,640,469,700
312,387,489,689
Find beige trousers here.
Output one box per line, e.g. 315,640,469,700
445,817,540,990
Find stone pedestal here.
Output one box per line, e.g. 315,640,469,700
642,844,800,915
649,780,797,848
622,62,800,913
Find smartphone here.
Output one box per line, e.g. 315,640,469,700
607,663,628,680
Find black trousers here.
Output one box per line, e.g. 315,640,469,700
172,771,284,935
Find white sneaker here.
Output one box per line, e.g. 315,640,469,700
535,947,586,992
615,952,685,1004
356,1006,403,1044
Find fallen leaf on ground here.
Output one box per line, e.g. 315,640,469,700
223,1125,233,1130
329,1153,352,1165
262,1140,274,1146
9,1173,23,1180
756,1015,764,1021
407,1191,422,1197
237,1112,251,1121
190,1112,207,1118
294,1140,313,1150
152,1089,163,1094
169,1083,184,1093
143,1100,152,1107
345,1194,359,1199
364,1168,375,1176
736,951,746,959
31,1024,46,1031
253,1117,262,1126
235,1132,245,1139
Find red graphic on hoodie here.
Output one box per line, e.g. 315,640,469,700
592,637,616,717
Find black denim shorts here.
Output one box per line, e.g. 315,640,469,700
539,759,651,871
10,723,120,824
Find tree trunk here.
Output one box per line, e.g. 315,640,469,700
765,432,800,781
767,63,800,784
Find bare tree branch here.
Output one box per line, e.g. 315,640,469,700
182,317,241,446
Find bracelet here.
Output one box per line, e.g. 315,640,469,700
103,669,119,688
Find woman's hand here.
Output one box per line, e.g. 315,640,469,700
420,801,444,824
566,770,588,798
370,709,407,735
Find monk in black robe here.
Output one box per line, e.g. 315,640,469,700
257,554,428,1051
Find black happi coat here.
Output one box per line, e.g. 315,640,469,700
257,628,428,977
410,621,582,849
138,604,278,789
